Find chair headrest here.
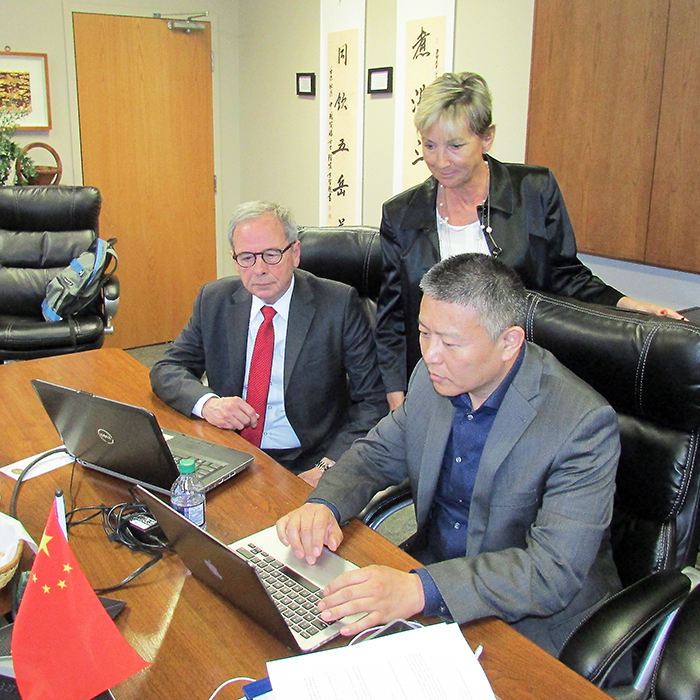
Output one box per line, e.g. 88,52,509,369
525,292,700,432
298,226,382,300
0,186,101,233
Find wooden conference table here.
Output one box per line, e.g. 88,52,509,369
0,349,611,700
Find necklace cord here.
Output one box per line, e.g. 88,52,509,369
437,159,502,258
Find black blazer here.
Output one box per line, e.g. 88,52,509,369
376,155,625,393
150,269,388,472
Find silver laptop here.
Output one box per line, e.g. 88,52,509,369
32,380,253,495
134,485,364,653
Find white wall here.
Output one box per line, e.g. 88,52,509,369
237,0,536,224
581,254,700,312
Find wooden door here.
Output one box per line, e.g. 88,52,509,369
527,0,669,262
73,13,217,348
646,0,700,272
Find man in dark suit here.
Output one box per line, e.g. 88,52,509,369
150,201,388,487
277,253,621,655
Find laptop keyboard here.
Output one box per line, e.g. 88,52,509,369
170,450,227,478
235,543,330,640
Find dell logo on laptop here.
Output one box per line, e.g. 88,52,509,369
98,428,115,444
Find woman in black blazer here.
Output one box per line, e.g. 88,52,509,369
377,72,683,408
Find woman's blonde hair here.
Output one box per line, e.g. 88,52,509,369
414,72,493,138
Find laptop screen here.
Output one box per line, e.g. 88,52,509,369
33,380,187,491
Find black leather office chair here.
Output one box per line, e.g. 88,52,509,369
0,186,119,362
297,226,381,330
362,291,700,693
652,581,700,700
559,566,700,698
523,292,700,586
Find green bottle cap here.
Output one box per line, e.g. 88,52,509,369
178,457,196,474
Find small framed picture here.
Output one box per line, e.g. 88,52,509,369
367,67,393,95
0,52,52,129
296,73,316,97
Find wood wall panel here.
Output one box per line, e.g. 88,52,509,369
646,0,700,272
527,0,669,262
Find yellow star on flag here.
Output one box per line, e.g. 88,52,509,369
42,585,50,594
63,563,72,573
57,580,67,589
37,533,52,557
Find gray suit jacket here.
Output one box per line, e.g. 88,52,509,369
311,342,621,654
150,269,388,472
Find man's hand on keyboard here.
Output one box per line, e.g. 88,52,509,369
318,566,425,637
276,503,343,565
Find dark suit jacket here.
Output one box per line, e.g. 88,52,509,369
150,269,388,472
310,342,621,655
376,155,625,393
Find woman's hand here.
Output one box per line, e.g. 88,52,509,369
616,296,687,320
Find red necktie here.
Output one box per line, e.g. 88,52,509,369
240,306,276,447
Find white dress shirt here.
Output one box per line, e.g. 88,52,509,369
192,278,301,450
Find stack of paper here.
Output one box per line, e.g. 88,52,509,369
267,623,495,700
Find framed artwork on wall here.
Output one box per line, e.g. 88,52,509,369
0,52,52,130
296,73,316,96
367,67,393,94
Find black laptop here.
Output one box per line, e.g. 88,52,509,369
32,380,253,495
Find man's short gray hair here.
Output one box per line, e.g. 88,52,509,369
227,201,298,250
420,254,527,339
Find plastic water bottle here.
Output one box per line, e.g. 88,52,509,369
171,457,206,529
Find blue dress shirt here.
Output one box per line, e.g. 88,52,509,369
416,348,524,617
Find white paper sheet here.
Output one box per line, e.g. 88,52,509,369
1,448,73,481
267,623,495,700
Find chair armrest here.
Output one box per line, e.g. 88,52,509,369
655,582,700,700
359,480,413,530
103,275,120,301
102,275,120,333
558,570,691,685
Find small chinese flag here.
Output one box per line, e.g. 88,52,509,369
11,499,149,700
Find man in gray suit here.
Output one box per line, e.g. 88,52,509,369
277,253,621,655
150,201,387,487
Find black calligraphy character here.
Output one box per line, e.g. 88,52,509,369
333,175,348,196
334,92,348,111
338,218,345,226
411,85,426,114
338,44,348,66
412,136,424,165
412,27,431,59
331,138,349,155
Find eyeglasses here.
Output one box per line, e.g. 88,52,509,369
232,242,294,268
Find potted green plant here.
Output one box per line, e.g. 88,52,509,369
0,110,36,185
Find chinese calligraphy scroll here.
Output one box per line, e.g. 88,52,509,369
320,0,366,225
393,0,455,194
